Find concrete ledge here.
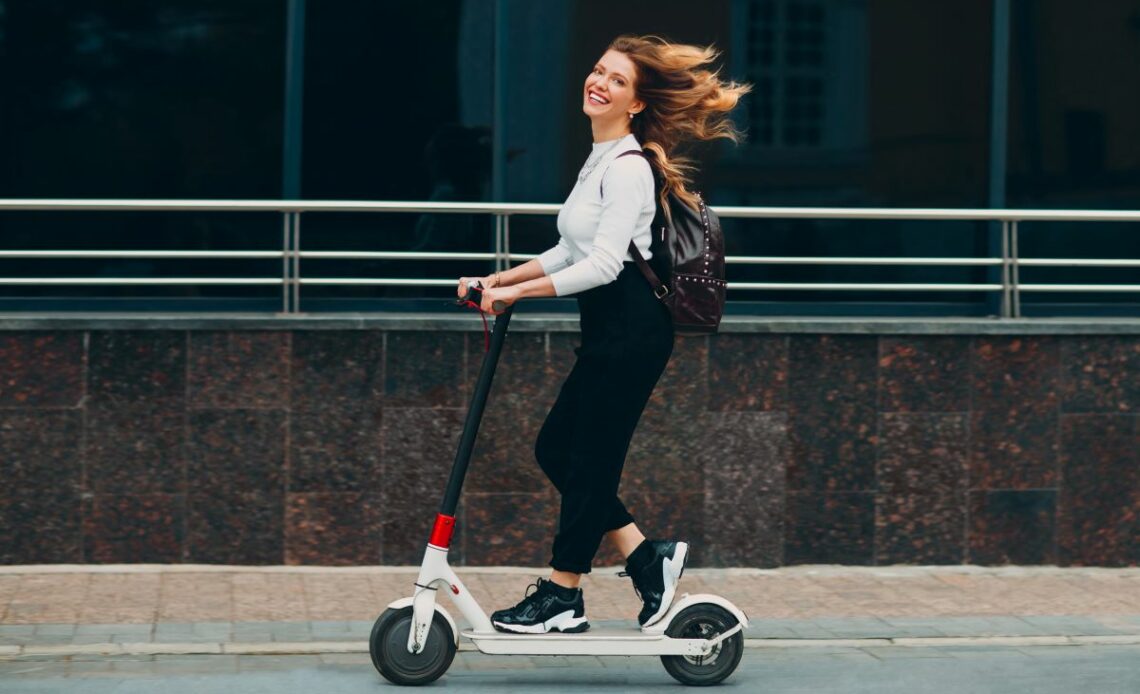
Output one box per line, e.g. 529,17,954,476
2,313,1140,334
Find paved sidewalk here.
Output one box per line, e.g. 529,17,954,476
2,565,1139,655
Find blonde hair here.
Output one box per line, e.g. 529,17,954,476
609,34,752,216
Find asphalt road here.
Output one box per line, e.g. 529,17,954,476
2,644,1139,693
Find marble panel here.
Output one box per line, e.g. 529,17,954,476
284,492,381,565
877,413,968,495
702,491,783,568
187,332,289,409
290,405,382,493
290,331,383,410
708,334,788,412
1057,414,1140,566
878,336,970,413
647,335,708,414
380,408,465,500
967,490,1056,565
84,493,185,563
1059,337,1140,413
0,332,84,408
701,412,787,567
462,492,558,567
467,332,560,494
85,408,185,494
784,491,875,565
969,337,1061,489
188,410,285,496
787,336,878,491
187,492,284,565
88,331,185,409
0,493,82,563
385,332,467,408
875,491,966,564
0,410,83,562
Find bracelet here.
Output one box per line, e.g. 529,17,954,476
495,271,502,288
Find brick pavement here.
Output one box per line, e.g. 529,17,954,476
3,565,1140,625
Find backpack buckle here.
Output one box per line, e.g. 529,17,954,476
654,284,670,299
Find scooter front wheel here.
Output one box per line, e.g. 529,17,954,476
660,603,744,686
370,606,457,686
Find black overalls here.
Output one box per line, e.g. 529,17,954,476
534,261,675,574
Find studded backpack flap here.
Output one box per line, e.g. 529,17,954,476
602,149,727,334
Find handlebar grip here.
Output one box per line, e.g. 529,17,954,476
491,300,507,312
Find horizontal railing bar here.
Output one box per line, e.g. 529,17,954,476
1,199,1138,222
724,256,1002,266
0,278,281,285
300,251,497,260
1018,259,1140,267
301,278,456,286
301,279,1004,292
0,251,282,258
1019,284,1140,292
0,251,1132,268
729,283,1004,291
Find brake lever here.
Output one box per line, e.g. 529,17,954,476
455,281,508,313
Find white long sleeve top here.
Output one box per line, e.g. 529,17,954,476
537,133,656,296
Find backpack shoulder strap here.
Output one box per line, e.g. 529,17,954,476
599,149,650,197
595,149,668,298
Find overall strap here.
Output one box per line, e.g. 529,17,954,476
598,150,668,300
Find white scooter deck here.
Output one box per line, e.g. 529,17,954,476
458,593,747,657
462,627,710,656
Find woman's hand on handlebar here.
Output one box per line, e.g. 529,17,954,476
456,275,500,298
480,285,520,315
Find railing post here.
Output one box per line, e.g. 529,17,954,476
1011,220,1021,318
291,212,302,313
493,214,505,273
502,213,511,270
281,212,291,313
999,220,1011,318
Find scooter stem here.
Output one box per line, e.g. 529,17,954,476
439,305,514,517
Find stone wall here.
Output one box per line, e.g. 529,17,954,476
1,318,1137,567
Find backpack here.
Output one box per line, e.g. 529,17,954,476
601,149,727,334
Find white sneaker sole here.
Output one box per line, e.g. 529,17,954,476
642,541,689,628
492,609,590,634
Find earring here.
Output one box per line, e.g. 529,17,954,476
629,112,635,119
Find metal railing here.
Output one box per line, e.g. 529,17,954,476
1,199,1139,317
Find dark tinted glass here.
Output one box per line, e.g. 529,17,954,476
1007,0,1140,314
0,0,284,308
297,0,494,307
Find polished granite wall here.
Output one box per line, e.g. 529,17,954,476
1,328,1137,567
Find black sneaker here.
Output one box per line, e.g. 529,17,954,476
620,540,689,627
490,578,590,634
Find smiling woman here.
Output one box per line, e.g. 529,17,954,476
456,33,752,636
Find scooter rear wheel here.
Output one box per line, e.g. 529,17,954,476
370,606,457,686
660,603,744,686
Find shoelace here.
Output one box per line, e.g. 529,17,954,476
506,579,545,610
617,570,644,602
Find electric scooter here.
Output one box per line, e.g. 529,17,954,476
369,281,748,686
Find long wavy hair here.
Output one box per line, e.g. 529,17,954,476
609,34,752,218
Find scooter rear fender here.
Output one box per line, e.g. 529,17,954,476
639,593,749,635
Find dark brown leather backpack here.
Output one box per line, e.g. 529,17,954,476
602,149,727,334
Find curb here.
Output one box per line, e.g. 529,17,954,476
3,635,1139,658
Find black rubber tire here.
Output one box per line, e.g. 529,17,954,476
659,604,744,686
370,606,457,686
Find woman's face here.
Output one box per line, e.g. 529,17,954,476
583,49,643,122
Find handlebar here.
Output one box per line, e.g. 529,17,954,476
456,280,507,313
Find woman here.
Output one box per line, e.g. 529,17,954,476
456,34,750,634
